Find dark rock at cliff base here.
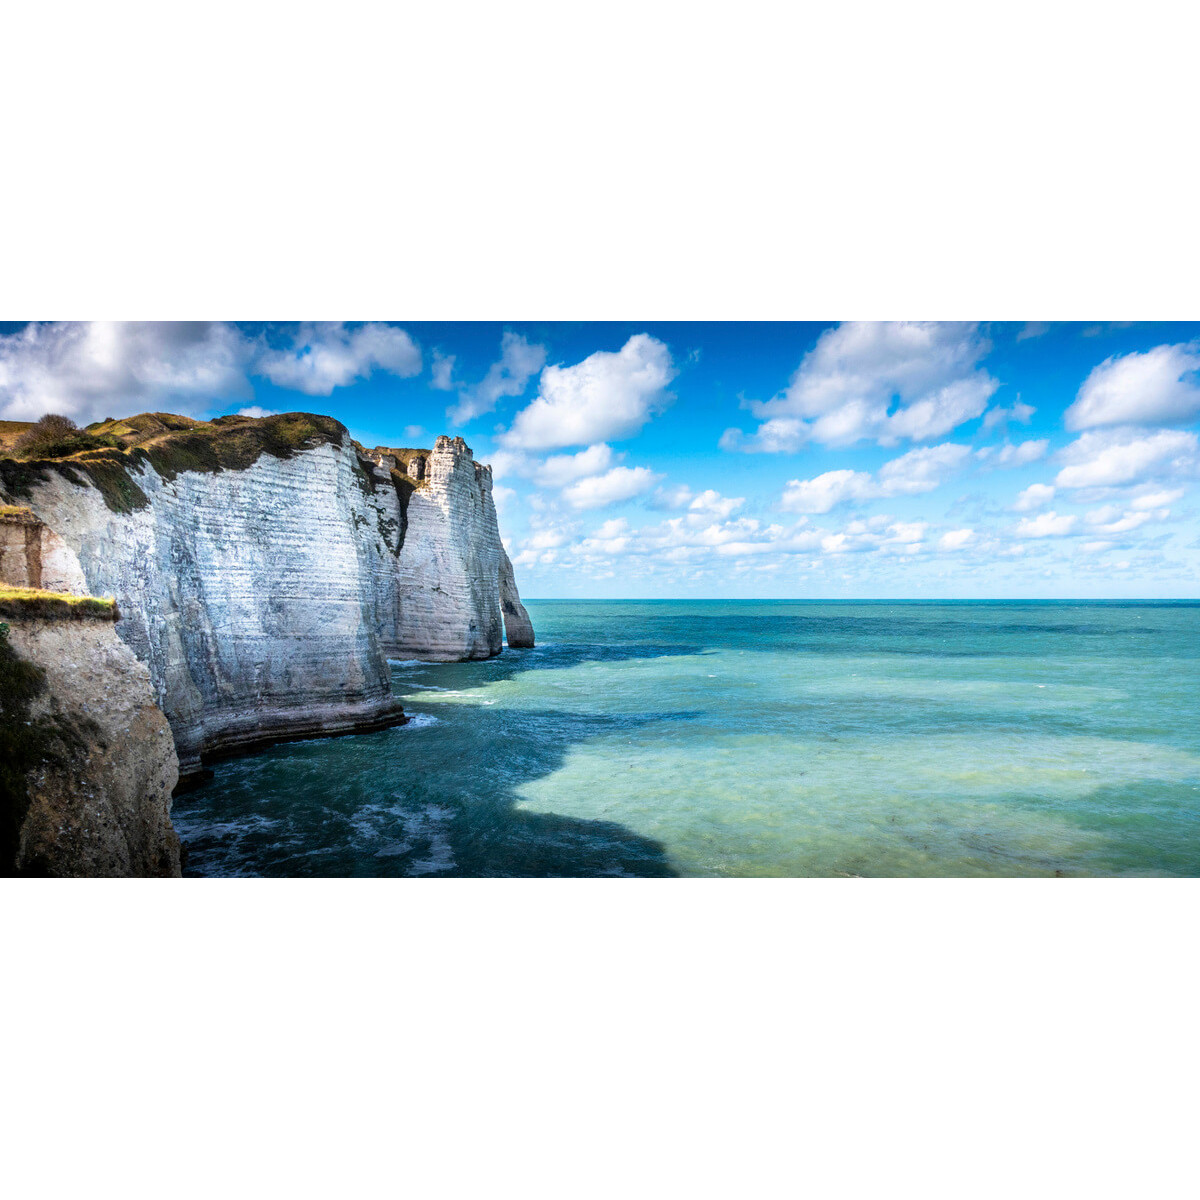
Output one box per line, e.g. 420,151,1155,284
1,611,180,877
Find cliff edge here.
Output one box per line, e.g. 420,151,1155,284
0,412,533,783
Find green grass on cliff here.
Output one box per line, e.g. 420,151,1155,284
129,412,346,482
0,411,350,514
0,587,118,621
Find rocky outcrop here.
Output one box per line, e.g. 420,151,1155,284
370,436,507,660
499,546,535,648
0,504,88,593
0,412,533,782
0,602,181,877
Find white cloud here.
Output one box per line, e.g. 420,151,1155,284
1083,499,1174,535
491,484,516,516
1013,483,1055,511
654,483,698,509
982,399,1035,431
1016,323,1051,342
781,469,875,514
820,519,929,556
535,443,617,488
938,528,974,551
992,439,1048,467
714,527,823,557
688,489,745,519
236,405,277,419
513,522,577,566
580,517,632,555
0,320,255,424
1055,429,1199,489
720,417,805,454
482,448,532,481
780,443,971,513
525,527,573,551
1065,343,1200,430
520,499,1018,579
728,322,998,450
449,332,546,425
592,518,630,540
430,351,456,391
1130,488,1183,510
402,424,425,442
501,334,676,451
561,465,662,510
648,484,745,519
1086,509,1156,535
1015,511,1078,538
1083,504,1122,526
256,322,422,395
877,443,972,492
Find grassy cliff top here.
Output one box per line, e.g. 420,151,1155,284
83,411,348,466
2,410,348,465
0,411,351,514
84,412,211,442
0,420,34,452
0,411,481,514
0,587,118,621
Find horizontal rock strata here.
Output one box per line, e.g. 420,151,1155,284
0,413,533,782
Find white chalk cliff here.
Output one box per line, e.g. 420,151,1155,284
0,413,534,783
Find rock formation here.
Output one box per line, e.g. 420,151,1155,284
0,584,181,877
365,436,506,659
499,545,535,648
0,412,534,786
0,501,88,592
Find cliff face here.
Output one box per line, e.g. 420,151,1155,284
9,437,408,778
369,436,507,660
1,603,181,877
0,413,533,782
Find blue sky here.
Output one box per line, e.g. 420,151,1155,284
2,320,1198,598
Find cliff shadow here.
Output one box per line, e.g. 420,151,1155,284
171,700,700,878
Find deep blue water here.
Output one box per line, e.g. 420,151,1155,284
172,600,1200,876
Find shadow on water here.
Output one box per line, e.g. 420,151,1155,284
173,642,703,878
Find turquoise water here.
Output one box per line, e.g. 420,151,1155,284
172,600,1200,877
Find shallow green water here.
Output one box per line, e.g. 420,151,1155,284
172,600,1200,877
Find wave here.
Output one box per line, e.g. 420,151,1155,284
397,712,440,729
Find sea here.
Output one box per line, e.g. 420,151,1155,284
171,600,1200,877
